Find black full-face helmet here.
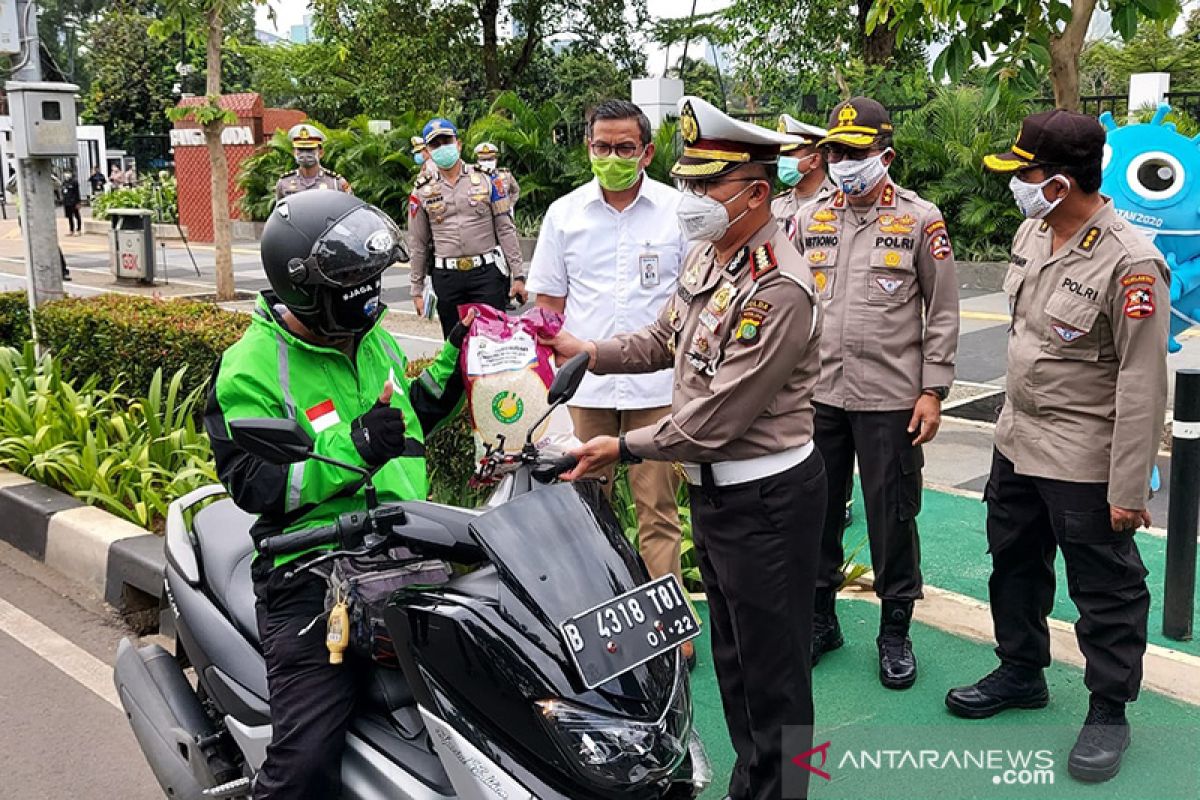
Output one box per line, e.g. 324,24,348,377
261,191,407,338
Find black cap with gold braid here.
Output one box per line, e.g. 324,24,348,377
817,97,893,149
672,96,804,180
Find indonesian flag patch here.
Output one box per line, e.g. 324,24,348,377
305,399,341,433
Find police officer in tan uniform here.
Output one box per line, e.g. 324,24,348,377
473,141,520,207
947,110,1168,784
772,113,829,240
407,118,526,338
794,97,960,690
275,125,352,199
547,95,827,800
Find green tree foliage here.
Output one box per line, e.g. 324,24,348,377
890,86,1030,261
1081,10,1200,95
242,40,363,125
874,0,1180,111
80,4,178,149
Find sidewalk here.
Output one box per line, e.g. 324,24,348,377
691,597,1200,800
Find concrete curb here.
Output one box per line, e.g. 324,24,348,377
844,579,1200,707
0,468,165,618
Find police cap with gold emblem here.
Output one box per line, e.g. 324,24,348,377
410,135,428,155
288,124,327,150
777,113,827,153
673,96,803,180
982,109,1105,173
474,142,499,158
817,97,893,149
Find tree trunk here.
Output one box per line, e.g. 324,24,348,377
206,2,235,302
1049,0,1097,112
858,0,897,65
478,0,500,94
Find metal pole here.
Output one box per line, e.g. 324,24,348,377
1164,368,1200,640
13,0,65,323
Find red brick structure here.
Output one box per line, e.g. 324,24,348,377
172,93,307,242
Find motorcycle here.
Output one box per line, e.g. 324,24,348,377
113,353,710,799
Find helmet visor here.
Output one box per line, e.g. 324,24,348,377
293,205,406,289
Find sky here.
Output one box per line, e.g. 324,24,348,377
254,0,734,77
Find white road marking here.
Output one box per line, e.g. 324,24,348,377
0,596,121,710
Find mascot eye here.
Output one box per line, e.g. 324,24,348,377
1126,151,1185,201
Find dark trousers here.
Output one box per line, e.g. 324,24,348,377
431,263,508,338
253,569,366,800
984,449,1150,703
813,403,923,600
690,452,827,800
64,203,81,232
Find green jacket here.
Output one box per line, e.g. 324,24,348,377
205,294,463,567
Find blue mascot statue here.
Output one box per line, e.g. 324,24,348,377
1100,104,1200,353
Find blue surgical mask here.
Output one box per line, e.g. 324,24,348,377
431,143,460,170
414,152,425,165
778,156,803,187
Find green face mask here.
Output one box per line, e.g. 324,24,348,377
590,154,642,191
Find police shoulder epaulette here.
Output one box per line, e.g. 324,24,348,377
413,173,432,189
751,243,778,280
1078,226,1102,253
773,190,789,200
323,169,342,179
1038,220,1050,233
279,170,297,179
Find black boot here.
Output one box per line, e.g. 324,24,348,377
945,662,1049,719
1068,696,1131,783
877,600,917,689
811,589,843,666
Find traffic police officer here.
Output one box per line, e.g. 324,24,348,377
411,135,436,180
473,141,520,206
772,113,829,239
408,118,526,338
548,96,827,800
275,124,352,199
794,97,960,689
947,110,1168,784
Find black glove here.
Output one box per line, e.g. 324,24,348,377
448,319,469,348
350,402,409,466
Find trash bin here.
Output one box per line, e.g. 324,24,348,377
108,208,155,284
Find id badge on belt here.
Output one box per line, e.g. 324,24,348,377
639,249,660,288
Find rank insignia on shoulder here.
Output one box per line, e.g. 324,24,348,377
1038,220,1050,233
1079,226,1101,252
832,191,846,208
880,184,896,207
751,243,777,280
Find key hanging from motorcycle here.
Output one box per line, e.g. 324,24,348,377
327,583,350,665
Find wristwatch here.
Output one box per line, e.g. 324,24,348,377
618,434,643,464
922,386,949,401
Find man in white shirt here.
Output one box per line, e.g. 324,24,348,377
528,99,692,664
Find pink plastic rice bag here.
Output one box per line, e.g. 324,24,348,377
459,304,564,455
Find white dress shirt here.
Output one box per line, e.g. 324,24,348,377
527,176,687,409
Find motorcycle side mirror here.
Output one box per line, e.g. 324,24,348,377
547,352,589,406
229,418,314,464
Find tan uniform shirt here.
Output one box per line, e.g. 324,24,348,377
274,168,350,199
996,201,1169,510
406,163,524,296
593,220,822,462
794,182,960,411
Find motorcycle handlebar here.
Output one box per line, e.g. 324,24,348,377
531,453,579,483
257,523,341,557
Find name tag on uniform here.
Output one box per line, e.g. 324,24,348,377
639,252,660,288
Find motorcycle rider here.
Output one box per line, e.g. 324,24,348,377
203,191,470,800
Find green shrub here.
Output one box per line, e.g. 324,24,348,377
92,176,179,223
0,343,216,530
0,293,31,347
32,294,249,402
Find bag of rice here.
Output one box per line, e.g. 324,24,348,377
460,304,564,455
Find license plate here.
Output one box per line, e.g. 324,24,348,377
559,575,700,690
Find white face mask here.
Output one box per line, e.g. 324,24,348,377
676,182,757,242
1009,175,1068,219
827,149,891,196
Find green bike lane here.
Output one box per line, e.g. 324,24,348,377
688,484,1200,799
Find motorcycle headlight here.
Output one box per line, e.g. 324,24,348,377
535,664,692,789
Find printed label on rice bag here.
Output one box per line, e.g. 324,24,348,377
466,330,538,376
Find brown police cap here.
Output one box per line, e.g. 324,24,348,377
818,97,893,149
984,109,1105,173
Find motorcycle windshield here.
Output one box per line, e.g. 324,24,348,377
468,482,646,631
